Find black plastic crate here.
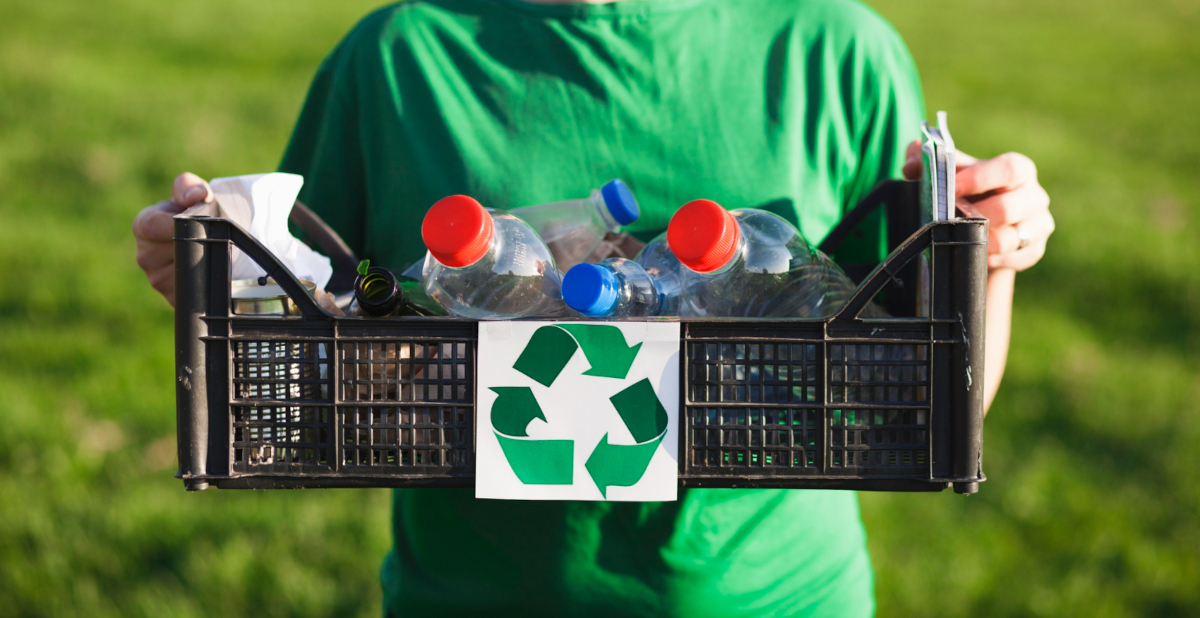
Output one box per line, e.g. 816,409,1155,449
173,180,987,494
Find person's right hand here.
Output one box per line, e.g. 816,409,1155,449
133,172,212,306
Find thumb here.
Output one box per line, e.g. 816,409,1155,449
173,172,212,206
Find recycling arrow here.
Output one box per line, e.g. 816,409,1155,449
559,324,642,380
489,387,573,485
513,324,642,387
585,435,662,499
489,387,545,437
585,378,668,499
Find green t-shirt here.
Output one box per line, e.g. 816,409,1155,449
280,1,924,615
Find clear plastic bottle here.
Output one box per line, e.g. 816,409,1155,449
667,199,863,319
420,195,570,319
510,179,640,271
562,258,685,317
636,231,697,317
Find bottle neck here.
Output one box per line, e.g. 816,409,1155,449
611,258,662,316
591,190,621,233
355,267,403,316
697,232,745,276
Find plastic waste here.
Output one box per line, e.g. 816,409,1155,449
562,257,685,318
666,199,864,318
510,179,640,271
420,195,570,319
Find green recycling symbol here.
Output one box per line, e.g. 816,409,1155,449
489,324,669,498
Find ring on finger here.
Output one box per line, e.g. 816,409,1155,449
1016,225,1032,251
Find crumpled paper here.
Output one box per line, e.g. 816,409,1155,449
209,173,332,290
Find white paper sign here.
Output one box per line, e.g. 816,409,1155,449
476,321,680,502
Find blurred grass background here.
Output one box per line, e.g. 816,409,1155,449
0,0,1196,616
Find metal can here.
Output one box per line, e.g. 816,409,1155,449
231,277,317,315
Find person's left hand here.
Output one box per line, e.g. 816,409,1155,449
902,140,1054,271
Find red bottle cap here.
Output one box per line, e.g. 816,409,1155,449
668,199,740,273
421,195,495,267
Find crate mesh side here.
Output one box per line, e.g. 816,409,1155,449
685,341,823,470
337,339,473,472
830,343,929,404
233,405,333,468
829,408,928,468
231,340,333,472
829,343,930,470
339,341,470,403
343,405,471,468
688,342,820,405
689,407,821,469
232,341,330,401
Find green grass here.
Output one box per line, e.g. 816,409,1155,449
0,0,1197,616
864,1,1200,616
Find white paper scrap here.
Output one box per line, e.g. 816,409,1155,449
210,173,333,290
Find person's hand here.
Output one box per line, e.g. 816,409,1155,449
902,140,1054,271
133,172,213,306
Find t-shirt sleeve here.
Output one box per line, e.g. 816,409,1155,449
834,5,926,263
279,36,369,256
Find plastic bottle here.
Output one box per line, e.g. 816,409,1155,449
509,179,640,271
562,257,685,318
666,199,862,318
420,195,570,319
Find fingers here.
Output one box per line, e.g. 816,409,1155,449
959,182,1050,227
987,209,1055,254
907,145,1052,272
137,232,176,307
136,172,211,241
133,200,185,242
956,152,1036,197
145,261,176,306
135,235,175,272
173,172,212,206
132,171,208,309
902,139,922,180
988,239,1046,272
986,210,1056,271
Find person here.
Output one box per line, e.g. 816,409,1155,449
133,0,1054,615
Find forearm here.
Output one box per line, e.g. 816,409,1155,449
983,267,1016,413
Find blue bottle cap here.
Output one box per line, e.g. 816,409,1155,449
599,179,640,227
562,263,620,316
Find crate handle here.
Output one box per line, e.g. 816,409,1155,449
818,180,923,316
828,218,982,323
224,215,330,318
177,214,331,318
817,180,919,256
290,200,359,294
